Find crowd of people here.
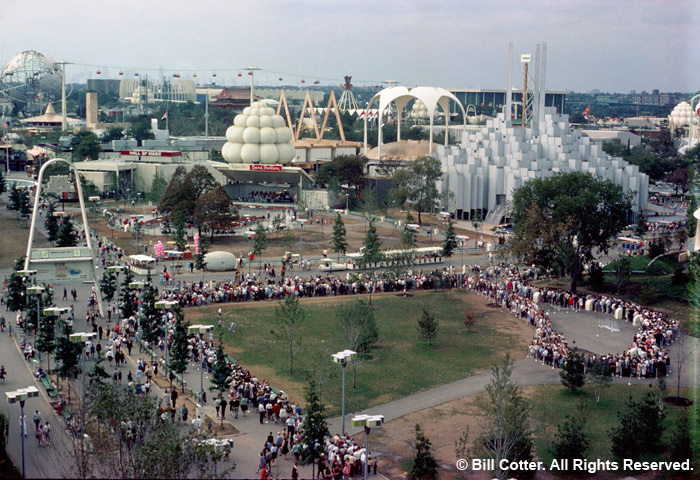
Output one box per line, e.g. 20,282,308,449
235,190,294,204
464,264,681,379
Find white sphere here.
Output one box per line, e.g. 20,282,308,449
233,114,248,127
246,115,260,128
222,142,242,163
225,125,237,142
263,107,276,116
240,143,260,163
259,115,273,128
251,101,261,108
259,144,279,164
226,126,244,143
250,107,260,116
271,115,284,128
275,126,293,143
243,107,252,115
260,127,277,144
242,127,260,143
277,143,295,164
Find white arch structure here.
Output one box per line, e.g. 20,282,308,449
24,158,103,316
363,86,467,160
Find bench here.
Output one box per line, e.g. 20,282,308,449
40,376,58,397
224,354,236,366
172,372,187,388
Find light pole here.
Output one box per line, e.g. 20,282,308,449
17,270,36,340
406,224,420,265
129,281,145,352
188,324,212,411
243,230,256,277
70,332,97,410
156,300,178,378
456,235,469,275
244,66,261,104
351,414,384,480
6,386,39,479
331,349,357,436
297,219,308,265
107,265,126,325
27,286,44,348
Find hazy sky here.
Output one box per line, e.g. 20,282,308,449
2,0,698,93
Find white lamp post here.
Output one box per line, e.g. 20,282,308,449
27,286,44,345
297,219,308,264
88,196,100,237
6,386,39,479
156,300,178,378
351,414,384,480
331,349,357,436
406,224,420,264
188,324,213,409
456,234,469,273
243,231,256,276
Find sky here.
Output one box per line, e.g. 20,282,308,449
1,0,698,93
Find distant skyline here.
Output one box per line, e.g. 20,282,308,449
1,0,698,93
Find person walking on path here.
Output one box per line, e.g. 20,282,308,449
19,413,27,437
33,410,41,431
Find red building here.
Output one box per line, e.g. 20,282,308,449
210,88,261,111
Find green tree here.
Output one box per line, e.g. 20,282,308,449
687,194,697,238
0,410,9,456
119,268,137,320
409,424,438,480
192,186,238,243
510,172,631,293
442,218,457,257
273,295,305,375
315,154,367,193
55,322,81,384
126,115,154,145
614,256,631,295
0,168,5,195
391,155,443,224
36,313,57,372
338,299,378,388
474,354,533,480
45,202,60,242
87,351,111,389
560,348,586,393
281,229,295,253
586,360,612,405
332,213,348,260
208,338,233,427
610,391,666,460
194,237,209,272
299,380,329,479
148,172,168,204
100,269,117,302
553,411,589,461
71,131,102,161
168,307,190,392
361,218,383,268
9,187,30,216
252,222,267,264
5,272,27,312
417,308,439,345
138,275,161,357
100,127,124,143
172,214,188,252
56,216,79,247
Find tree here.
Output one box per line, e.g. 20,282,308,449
194,237,209,273
315,154,367,193
474,354,533,480
100,269,117,302
252,222,267,265
45,202,60,242
0,410,9,456
126,116,154,145
87,351,110,389
280,229,295,254
610,391,666,460
36,313,57,371
586,360,612,405
409,424,438,480
553,411,589,461
417,309,439,346
138,275,161,358
273,295,305,375
209,339,233,427
168,307,191,392
55,322,81,386
687,194,697,238
71,131,102,161
192,186,238,243
9,187,30,217
148,172,168,204
332,213,348,260
5,272,27,312
613,256,631,295
338,299,378,387
442,218,457,257
0,168,5,196
560,348,585,393
634,211,647,238
119,268,137,320
362,218,383,268
56,216,79,247
299,380,329,479
510,172,631,293
100,127,124,143
172,214,188,252
391,156,442,225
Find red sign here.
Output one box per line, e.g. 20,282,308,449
249,164,283,172
120,150,182,157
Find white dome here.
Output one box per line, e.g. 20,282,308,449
669,101,693,127
241,143,260,163
223,101,296,165
259,144,279,164
233,114,248,127
275,126,292,143
242,127,260,143
204,251,237,271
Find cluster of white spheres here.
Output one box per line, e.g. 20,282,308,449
410,100,430,119
222,101,295,164
669,101,696,127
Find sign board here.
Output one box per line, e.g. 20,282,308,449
28,247,95,283
249,164,283,172
696,105,700,117
520,54,532,63
120,150,182,157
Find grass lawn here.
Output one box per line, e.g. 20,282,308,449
184,289,530,416
530,384,699,467
0,211,52,269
